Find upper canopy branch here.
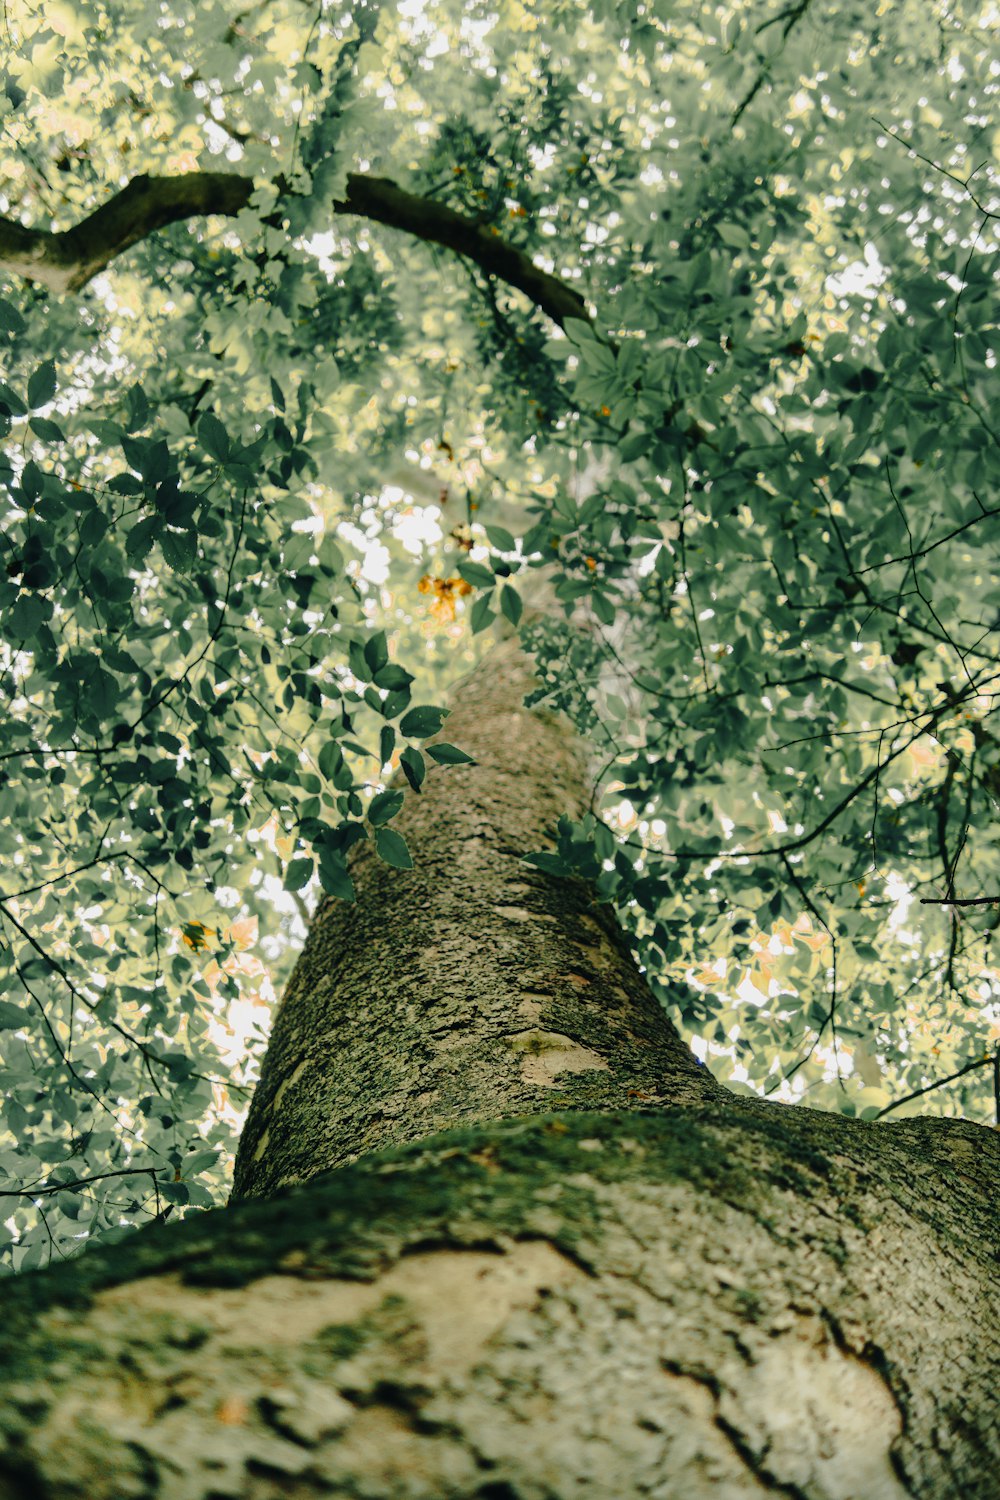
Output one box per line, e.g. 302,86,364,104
0,169,592,329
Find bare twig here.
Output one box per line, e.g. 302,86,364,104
874,1052,994,1119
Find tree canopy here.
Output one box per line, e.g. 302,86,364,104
1,0,998,1271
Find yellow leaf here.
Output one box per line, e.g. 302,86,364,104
182,921,217,952
165,150,201,175
227,915,258,951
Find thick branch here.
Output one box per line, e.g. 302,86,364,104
333,175,591,328
0,173,255,293
0,170,592,328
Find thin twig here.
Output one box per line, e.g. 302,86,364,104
874,1053,993,1119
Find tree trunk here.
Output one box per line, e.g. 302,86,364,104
1,643,998,1500
232,637,716,1201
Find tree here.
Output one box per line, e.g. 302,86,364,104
2,635,999,1497
0,0,998,1492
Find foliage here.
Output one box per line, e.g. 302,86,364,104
0,0,998,1269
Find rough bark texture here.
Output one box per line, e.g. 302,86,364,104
1,1108,998,1499
233,639,717,1201
2,640,999,1500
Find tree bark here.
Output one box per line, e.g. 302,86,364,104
1,642,998,1500
232,639,716,1201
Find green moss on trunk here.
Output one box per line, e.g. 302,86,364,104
2,1104,998,1499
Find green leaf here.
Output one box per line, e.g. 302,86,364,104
318,850,356,901
125,384,149,432
109,473,144,495
122,437,170,484
79,508,109,548
0,300,26,335
382,686,412,719
500,584,523,626
368,787,404,826
198,412,230,462
373,663,413,690
364,631,389,675
85,666,120,720
399,705,447,738
126,515,159,563
619,431,648,463
348,639,369,681
591,591,615,626
0,1000,26,1030
470,595,495,634
0,382,26,416
20,461,43,502
379,726,396,765
6,593,53,639
27,360,57,410
426,743,475,765
317,532,343,575
457,560,496,589
318,740,346,781
563,316,601,346
522,852,568,875
284,856,315,891
160,528,197,572
485,524,516,550
375,826,413,869
183,1148,221,1175
399,746,425,791
716,222,748,249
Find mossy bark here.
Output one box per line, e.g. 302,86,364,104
1,1109,998,1499
1,641,999,1499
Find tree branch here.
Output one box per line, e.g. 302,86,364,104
919,895,1000,907
0,172,255,292
0,170,592,329
874,1051,994,1119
